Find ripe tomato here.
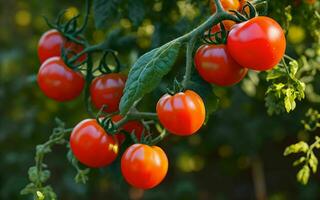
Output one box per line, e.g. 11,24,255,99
70,119,118,168
156,90,205,136
194,44,247,86
38,29,86,64
121,144,168,189
90,73,126,113
112,115,144,144
210,0,240,13
37,57,85,101
227,16,286,71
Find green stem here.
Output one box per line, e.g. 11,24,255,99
113,112,158,129
151,129,169,145
84,53,94,117
182,37,196,88
75,0,91,34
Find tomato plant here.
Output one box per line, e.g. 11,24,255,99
210,0,240,13
70,119,118,168
121,144,168,189
37,56,85,101
156,90,205,136
194,44,248,86
227,16,286,71
90,73,126,113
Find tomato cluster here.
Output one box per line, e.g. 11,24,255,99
36,0,287,191
195,0,286,86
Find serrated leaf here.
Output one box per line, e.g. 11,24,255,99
284,141,309,156
119,41,181,114
297,165,310,185
93,0,122,28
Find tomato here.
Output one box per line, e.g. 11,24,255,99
156,90,205,136
210,0,240,13
70,119,118,168
112,115,144,144
194,44,247,86
121,144,168,189
90,73,126,113
227,16,286,71
38,29,86,64
37,57,85,101
238,0,251,12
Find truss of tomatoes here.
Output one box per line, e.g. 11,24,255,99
36,2,286,189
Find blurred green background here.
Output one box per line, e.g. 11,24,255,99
0,0,320,199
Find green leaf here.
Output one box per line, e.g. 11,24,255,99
309,151,318,173
284,88,296,113
297,165,310,185
293,157,306,166
28,166,51,183
284,141,309,156
119,41,181,114
93,0,122,28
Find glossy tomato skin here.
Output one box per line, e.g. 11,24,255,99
227,16,286,71
121,144,168,189
210,0,240,13
90,73,126,113
194,44,248,86
112,115,144,144
37,57,85,101
156,90,205,136
38,29,86,64
70,119,118,168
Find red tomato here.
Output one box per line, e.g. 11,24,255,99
227,16,286,71
70,119,118,168
121,144,168,189
156,90,205,136
194,44,248,86
38,29,86,64
112,115,144,144
37,57,85,101
210,0,240,13
90,73,126,113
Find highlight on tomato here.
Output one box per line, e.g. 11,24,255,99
37,56,85,102
194,44,248,86
121,144,168,189
156,90,205,136
90,73,126,113
227,16,286,71
70,119,118,168
111,115,144,144
38,29,86,64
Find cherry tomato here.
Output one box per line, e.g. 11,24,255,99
112,115,144,144
90,73,126,113
70,119,118,168
194,44,247,86
37,57,85,101
121,144,168,189
38,29,86,64
210,0,240,13
227,16,286,71
156,90,205,136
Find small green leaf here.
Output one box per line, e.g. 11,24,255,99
93,0,122,28
293,157,306,166
28,167,50,183
120,41,181,114
309,151,318,173
284,141,309,156
297,165,310,185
